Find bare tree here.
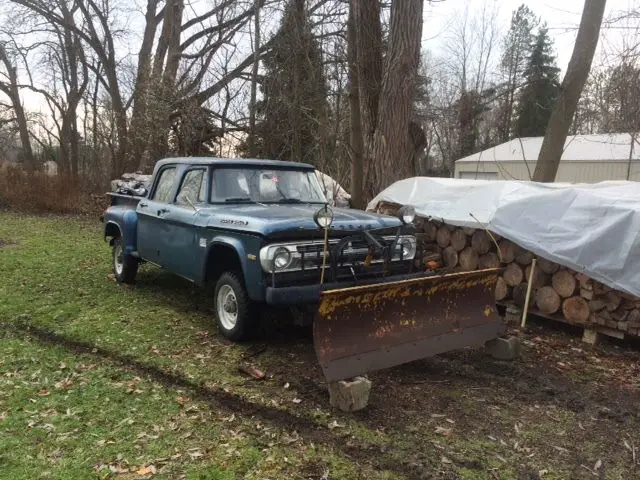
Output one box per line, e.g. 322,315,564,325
533,0,607,182
0,42,34,169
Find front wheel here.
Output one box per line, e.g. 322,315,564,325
112,236,138,284
214,272,254,341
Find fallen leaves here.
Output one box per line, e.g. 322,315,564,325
136,465,157,475
435,426,452,437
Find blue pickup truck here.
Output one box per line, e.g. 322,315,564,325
102,157,503,382
103,158,418,333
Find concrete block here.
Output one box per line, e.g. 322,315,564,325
504,306,522,324
485,336,521,360
328,376,372,412
582,329,600,345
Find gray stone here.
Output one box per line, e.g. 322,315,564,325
328,376,372,412
485,336,521,360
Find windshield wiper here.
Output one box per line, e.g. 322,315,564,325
276,198,305,204
224,197,267,207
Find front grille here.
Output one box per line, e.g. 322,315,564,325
296,240,372,269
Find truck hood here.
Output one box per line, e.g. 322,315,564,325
197,203,402,238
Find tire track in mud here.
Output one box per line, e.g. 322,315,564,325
2,321,430,479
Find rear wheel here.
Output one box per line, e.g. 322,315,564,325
112,236,138,284
214,272,254,341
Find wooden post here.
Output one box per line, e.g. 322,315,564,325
521,257,537,328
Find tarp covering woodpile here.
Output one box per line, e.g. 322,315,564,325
367,177,640,298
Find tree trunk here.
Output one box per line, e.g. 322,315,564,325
128,0,161,170
347,2,364,209
0,44,35,170
247,0,261,157
352,0,382,171
532,0,607,182
368,0,423,197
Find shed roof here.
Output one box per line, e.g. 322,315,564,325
456,133,640,164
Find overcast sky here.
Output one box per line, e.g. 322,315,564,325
422,0,638,73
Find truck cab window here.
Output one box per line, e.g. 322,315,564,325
176,169,206,206
153,167,177,203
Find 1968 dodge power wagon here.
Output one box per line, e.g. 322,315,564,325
102,157,504,382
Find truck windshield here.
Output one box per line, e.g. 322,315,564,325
210,167,327,204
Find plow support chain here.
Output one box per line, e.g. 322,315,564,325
313,268,504,382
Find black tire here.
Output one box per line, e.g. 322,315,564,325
112,236,138,284
214,271,254,341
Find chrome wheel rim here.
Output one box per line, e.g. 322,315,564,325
217,284,238,330
114,243,124,275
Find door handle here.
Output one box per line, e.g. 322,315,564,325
139,202,148,208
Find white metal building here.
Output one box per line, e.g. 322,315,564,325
455,133,640,182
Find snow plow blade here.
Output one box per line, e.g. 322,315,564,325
313,268,504,382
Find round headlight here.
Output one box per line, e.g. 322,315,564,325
397,205,416,224
400,238,416,259
273,247,291,270
314,205,334,228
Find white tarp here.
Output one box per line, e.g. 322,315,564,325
367,177,640,297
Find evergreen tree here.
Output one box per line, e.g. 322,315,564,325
239,0,328,167
498,4,539,141
514,26,560,137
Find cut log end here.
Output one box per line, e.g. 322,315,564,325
525,264,547,289
479,252,500,270
436,226,451,248
450,229,467,252
498,240,515,264
495,277,510,301
459,247,479,271
442,246,459,268
471,230,491,255
552,270,576,298
515,250,534,266
537,257,559,274
423,222,438,242
513,282,529,308
562,296,590,324
503,263,524,287
535,286,561,315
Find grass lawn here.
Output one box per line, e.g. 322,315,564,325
0,211,639,480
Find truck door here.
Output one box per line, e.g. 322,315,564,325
136,164,178,265
164,167,209,280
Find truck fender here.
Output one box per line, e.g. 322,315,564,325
103,209,138,256
202,236,263,301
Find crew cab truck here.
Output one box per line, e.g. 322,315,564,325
102,157,504,383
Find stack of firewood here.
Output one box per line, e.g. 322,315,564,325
375,202,640,337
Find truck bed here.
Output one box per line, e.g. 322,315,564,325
107,192,144,209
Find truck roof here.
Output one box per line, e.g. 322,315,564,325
154,157,316,171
